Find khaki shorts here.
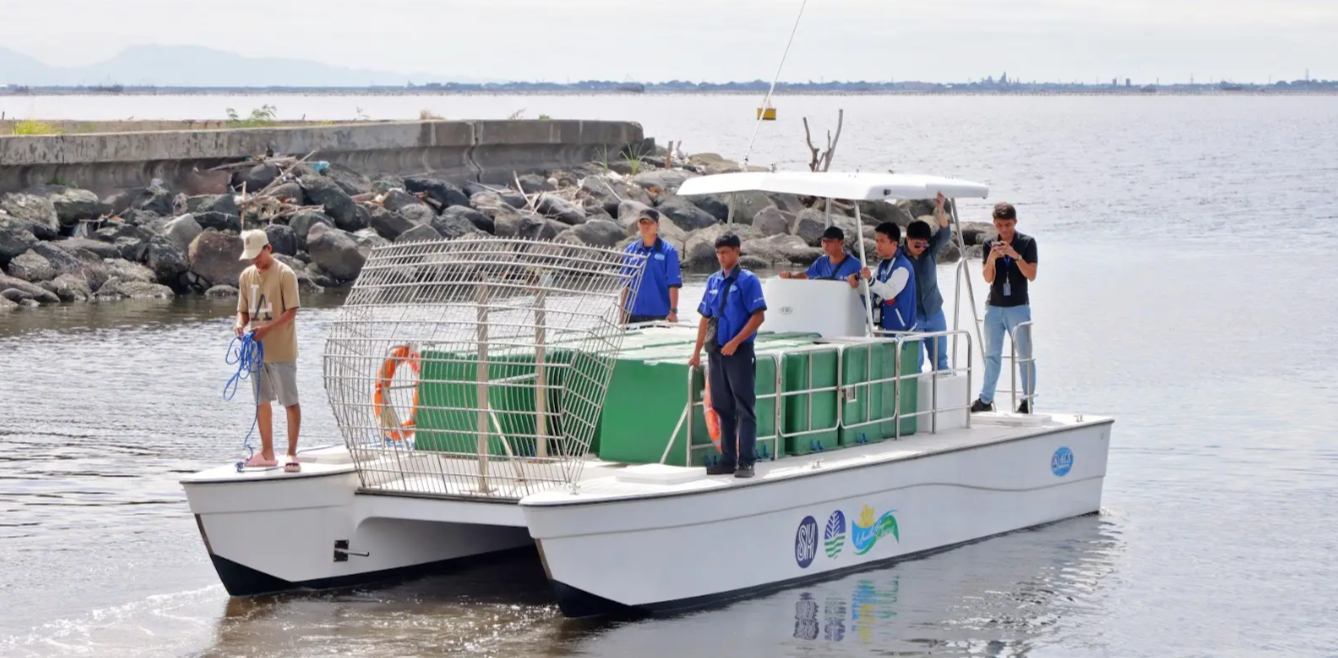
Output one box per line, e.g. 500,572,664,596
257,361,300,407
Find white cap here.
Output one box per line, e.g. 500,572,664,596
239,229,269,260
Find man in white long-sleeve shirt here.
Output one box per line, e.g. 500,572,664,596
859,222,918,333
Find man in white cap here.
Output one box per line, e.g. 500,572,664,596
234,229,303,471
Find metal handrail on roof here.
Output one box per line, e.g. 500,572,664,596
675,171,991,202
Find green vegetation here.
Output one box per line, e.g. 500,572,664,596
538,114,552,120
225,104,279,128
506,109,526,120
10,120,62,136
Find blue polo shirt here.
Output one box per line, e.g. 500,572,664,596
805,252,863,281
697,267,767,345
623,238,682,317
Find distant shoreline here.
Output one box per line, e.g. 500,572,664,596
3,88,1337,98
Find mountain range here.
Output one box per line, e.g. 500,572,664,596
0,45,495,87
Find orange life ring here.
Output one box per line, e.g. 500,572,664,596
374,345,420,441
703,370,722,451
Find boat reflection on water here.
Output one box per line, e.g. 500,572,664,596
192,515,1120,658
572,513,1123,658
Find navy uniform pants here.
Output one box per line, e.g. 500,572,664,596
708,341,757,468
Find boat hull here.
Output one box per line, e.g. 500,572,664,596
183,462,533,596
523,417,1113,616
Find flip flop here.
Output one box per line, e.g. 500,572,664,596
244,454,278,468
284,457,301,473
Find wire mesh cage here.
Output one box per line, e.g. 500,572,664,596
323,236,646,500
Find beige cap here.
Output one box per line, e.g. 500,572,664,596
239,229,269,260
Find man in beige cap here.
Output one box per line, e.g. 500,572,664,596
234,229,303,471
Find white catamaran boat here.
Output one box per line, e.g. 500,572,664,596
181,171,1113,617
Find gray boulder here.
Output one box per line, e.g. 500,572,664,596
687,153,745,175
0,192,60,239
26,185,104,227
683,224,763,272
395,224,443,243
515,174,554,194
103,258,157,284
299,175,361,231
752,206,793,237
958,221,996,246
325,163,373,196
129,185,177,216
632,169,697,194
1,288,33,304
766,193,806,215
580,176,653,215
404,176,471,209
307,223,366,283
790,208,830,246
118,209,163,227
268,181,305,204
489,205,525,238
49,273,93,302
104,280,175,299
442,206,494,234
569,219,625,248
398,204,437,226
55,238,121,261
690,194,731,222
6,250,55,283
369,207,417,241
265,224,298,256
163,214,204,253
233,163,280,192
290,211,335,251
382,189,428,214
145,235,189,283
656,196,719,231
518,214,566,241
537,194,586,226
858,200,916,227
186,194,241,216
431,210,484,240
371,175,406,195
188,230,248,288
616,200,655,225
0,221,40,266
194,211,242,233
205,285,240,298
351,229,390,259
719,191,775,226
0,294,15,310
0,272,61,304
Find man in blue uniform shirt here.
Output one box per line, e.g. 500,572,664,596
621,208,682,324
859,222,918,333
688,234,767,479
904,193,953,371
779,226,862,288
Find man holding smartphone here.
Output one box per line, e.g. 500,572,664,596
971,202,1038,414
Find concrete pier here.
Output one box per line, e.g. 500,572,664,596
0,119,645,195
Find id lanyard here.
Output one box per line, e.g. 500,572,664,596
1002,247,1013,297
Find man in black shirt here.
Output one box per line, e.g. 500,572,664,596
971,202,1039,413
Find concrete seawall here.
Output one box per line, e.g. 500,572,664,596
0,119,645,195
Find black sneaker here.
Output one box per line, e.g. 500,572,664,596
970,398,994,413
706,463,736,476
734,464,755,479
1017,400,1031,414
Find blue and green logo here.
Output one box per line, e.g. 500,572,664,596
824,510,846,558
850,505,899,555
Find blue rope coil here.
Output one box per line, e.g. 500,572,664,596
225,332,265,471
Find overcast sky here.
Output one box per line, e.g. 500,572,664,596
4,0,1334,83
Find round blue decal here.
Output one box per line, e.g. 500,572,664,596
795,515,819,569
1051,447,1074,477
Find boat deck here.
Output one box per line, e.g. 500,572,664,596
183,411,1110,503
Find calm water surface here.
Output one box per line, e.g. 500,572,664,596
2,95,1336,657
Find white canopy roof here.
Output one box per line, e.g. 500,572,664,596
676,171,990,201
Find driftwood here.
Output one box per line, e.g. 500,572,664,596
802,109,844,173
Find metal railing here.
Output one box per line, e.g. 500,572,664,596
868,329,975,435
323,237,646,501
1008,320,1037,412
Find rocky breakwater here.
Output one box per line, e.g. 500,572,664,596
0,150,975,312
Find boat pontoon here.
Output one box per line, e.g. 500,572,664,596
181,171,1113,617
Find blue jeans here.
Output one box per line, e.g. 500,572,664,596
980,304,1035,405
916,309,950,372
